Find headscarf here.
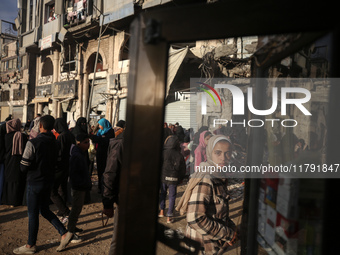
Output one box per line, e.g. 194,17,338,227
97,118,112,136
6,118,24,155
54,118,68,134
194,130,211,167
176,135,232,215
72,117,88,137
29,116,41,140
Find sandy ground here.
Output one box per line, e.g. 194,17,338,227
0,177,244,255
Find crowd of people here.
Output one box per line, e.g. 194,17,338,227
99,121,240,255
0,113,242,254
0,114,126,254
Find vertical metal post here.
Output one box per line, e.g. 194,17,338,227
115,15,168,254
243,69,267,255
323,30,340,255
86,14,104,122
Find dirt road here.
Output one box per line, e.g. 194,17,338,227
0,179,243,255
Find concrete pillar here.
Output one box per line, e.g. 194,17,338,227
77,76,83,118
52,50,59,117
106,98,113,124
37,103,43,115
83,73,89,117
77,44,83,118
52,99,58,118
57,101,62,117
34,103,38,116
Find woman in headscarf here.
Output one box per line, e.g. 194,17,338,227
90,118,115,194
176,135,239,255
72,117,88,137
29,116,41,140
3,118,28,206
194,130,213,168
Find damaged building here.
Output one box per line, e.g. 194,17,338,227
0,20,29,122
11,0,226,126
194,33,331,163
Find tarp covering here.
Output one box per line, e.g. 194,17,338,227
167,46,189,97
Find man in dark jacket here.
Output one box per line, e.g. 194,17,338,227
50,118,75,222
102,131,124,255
14,115,71,254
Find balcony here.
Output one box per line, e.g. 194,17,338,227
42,17,61,38
63,0,90,29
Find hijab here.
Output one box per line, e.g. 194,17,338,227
72,117,88,137
6,118,24,155
194,130,211,167
29,117,41,140
176,135,232,215
97,118,112,136
54,118,68,134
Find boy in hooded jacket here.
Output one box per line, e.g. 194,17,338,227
159,135,186,223
57,133,92,250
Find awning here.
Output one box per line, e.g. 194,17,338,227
166,46,189,97
30,97,51,104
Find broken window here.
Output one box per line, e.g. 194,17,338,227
86,52,103,73
61,44,77,72
119,36,130,61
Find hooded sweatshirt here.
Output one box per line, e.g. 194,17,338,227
161,135,186,185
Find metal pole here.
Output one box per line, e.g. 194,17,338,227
86,14,104,123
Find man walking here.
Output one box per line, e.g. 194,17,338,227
13,115,72,254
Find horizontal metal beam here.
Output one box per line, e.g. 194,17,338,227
142,1,338,43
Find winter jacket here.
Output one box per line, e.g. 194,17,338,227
20,132,59,185
69,144,92,191
102,132,124,209
161,135,186,185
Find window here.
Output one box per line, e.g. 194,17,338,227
45,1,57,24
28,0,33,30
61,44,77,72
13,89,25,101
1,91,10,102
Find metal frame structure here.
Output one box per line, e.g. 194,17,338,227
115,1,340,254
